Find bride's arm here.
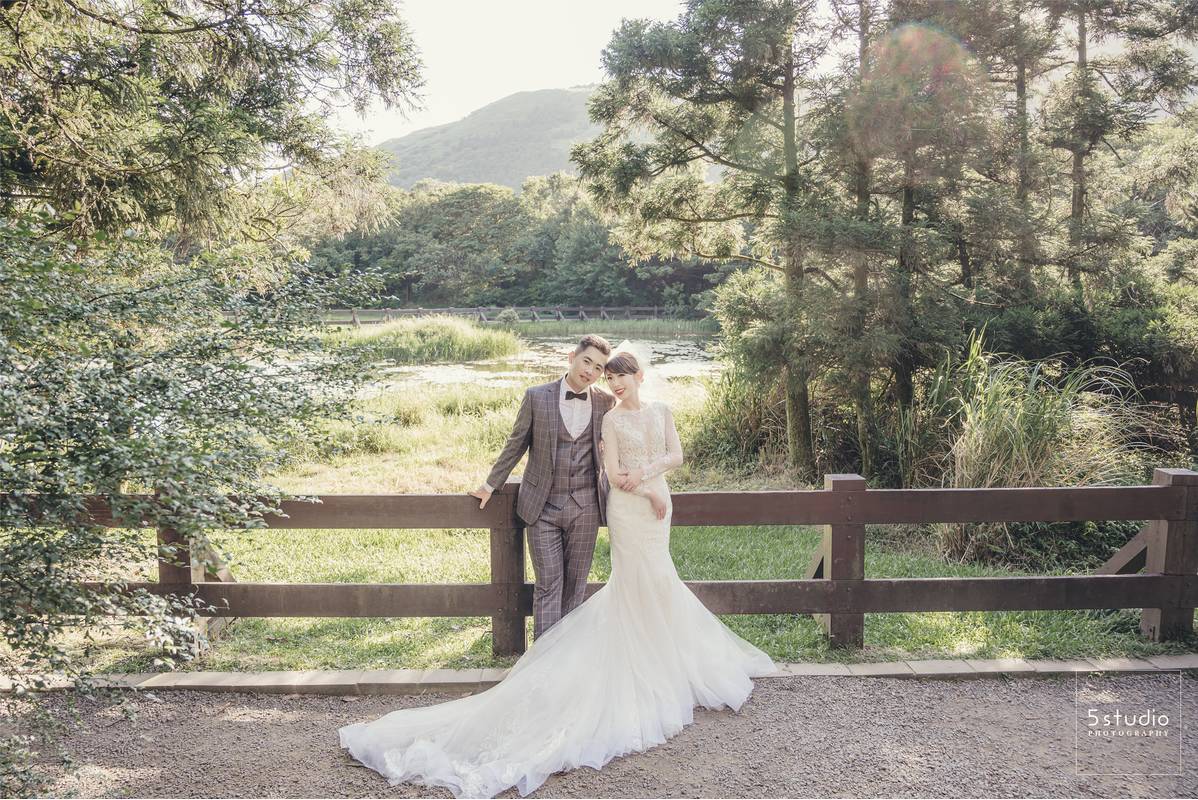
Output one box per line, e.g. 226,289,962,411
603,412,657,498
639,403,684,482
601,412,622,480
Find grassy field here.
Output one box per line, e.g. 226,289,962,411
81,355,1198,674
322,315,521,364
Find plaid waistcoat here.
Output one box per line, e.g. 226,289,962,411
549,406,597,506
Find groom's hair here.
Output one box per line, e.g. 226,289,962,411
575,334,612,356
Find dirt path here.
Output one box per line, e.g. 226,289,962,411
16,672,1198,798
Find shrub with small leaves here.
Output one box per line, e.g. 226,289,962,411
0,216,375,788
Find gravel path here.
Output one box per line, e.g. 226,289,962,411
14,673,1198,798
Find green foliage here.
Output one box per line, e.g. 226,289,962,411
0,0,422,239
307,173,725,308
495,308,521,328
972,519,1143,573
575,0,1198,484
0,217,376,795
684,372,789,471
894,329,1185,566
0,0,423,784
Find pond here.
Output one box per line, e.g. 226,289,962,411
366,334,721,396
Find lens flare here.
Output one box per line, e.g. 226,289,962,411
847,22,988,173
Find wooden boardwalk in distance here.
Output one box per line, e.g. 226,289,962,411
327,305,693,325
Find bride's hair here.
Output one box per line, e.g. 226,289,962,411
604,351,640,375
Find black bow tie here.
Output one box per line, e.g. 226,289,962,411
565,390,587,401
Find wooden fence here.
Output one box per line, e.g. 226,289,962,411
327,306,688,326
65,467,1198,657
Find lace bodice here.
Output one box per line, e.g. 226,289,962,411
601,400,683,492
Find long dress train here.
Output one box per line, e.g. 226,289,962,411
338,399,777,798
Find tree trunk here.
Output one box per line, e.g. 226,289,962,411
894,174,916,414
956,223,972,289
851,0,875,479
1014,38,1034,280
1068,8,1087,293
781,53,816,480
784,357,814,480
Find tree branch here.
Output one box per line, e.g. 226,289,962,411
803,265,845,292
60,0,241,35
691,246,784,272
648,112,780,181
663,212,775,223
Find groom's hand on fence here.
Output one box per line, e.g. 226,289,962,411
469,485,493,509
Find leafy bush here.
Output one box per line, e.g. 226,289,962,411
0,216,371,711
495,307,521,328
683,372,789,471
971,519,1144,573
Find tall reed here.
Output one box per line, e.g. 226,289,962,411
902,330,1179,565
324,316,522,364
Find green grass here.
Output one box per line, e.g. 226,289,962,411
282,383,529,493
322,315,521,364
72,346,1198,674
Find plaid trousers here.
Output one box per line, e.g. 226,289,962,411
526,489,600,640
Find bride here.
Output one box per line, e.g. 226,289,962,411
338,342,777,798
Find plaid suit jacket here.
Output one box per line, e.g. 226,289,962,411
486,377,616,526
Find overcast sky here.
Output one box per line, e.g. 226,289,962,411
330,0,686,145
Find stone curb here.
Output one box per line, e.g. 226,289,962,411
5,655,1197,696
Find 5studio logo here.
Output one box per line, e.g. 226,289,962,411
1074,671,1183,777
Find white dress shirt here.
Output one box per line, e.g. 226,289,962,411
557,373,593,440
482,375,591,494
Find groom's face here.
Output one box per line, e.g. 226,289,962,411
567,346,608,387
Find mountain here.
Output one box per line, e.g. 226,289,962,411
376,87,601,190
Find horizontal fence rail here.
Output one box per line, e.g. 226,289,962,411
76,484,1193,529
323,306,704,325
85,573,1198,617
25,467,1198,656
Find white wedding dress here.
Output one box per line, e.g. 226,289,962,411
339,399,777,798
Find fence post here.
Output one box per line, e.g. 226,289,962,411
157,524,195,586
157,521,222,646
491,479,527,656
1140,467,1198,642
816,474,866,649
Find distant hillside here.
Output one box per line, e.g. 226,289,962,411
376,87,601,190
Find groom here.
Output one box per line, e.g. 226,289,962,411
469,334,616,640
